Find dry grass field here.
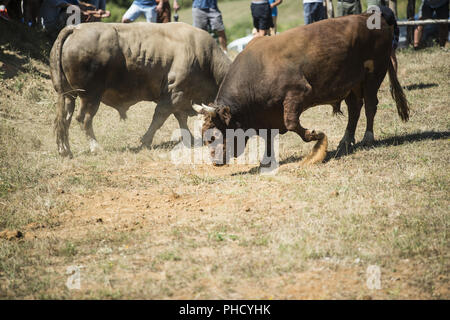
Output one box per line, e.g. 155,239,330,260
0,21,449,299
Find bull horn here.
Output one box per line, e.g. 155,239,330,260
192,103,216,114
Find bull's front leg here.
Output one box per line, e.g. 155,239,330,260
285,110,328,165
361,88,379,147
283,95,328,165
140,101,173,148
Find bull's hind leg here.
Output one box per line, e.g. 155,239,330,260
55,94,76,158
336,91,363,156
141,100,173,147
79,96,101,153
361,80,381,146
283,94,328,165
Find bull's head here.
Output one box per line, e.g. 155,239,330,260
193,103,247,166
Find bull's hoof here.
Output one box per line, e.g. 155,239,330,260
89,140,103,154
140,142,154,150
59,150,73,159
335,141,353,158
361,131,375,147
140,136,154,149
76,114,85,124
58,145,73,159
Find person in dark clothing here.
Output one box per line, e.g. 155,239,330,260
414,0,449,48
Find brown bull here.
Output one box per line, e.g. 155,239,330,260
51,22,230,158
194,13,409,166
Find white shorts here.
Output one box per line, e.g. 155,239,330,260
123,3,157,22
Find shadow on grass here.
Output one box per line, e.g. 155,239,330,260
326,130,450,162
0,19,52,79
0,20,52,58
0,50,50,80
118,140,180,153
405,83,438,91
230,166,262,176
232,130,450,175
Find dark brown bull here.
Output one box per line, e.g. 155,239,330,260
194,13,409,166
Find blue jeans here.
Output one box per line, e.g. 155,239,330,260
303,2,325,25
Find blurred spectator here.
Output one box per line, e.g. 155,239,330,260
122,0,157,23
268,0,282,35
40,0,109,37
85,0,105,10
0,1,10,21
251,0,273,37
156,0,179,23
414,0,449,48
23,0,43,26
336,0,361,17
192,0,227,52
1,0,22,20
366,0,398,72
303,0,325,24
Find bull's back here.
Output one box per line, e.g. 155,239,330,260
225,14,392,106
54,22,220,104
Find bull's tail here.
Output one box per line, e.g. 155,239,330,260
302,133,328,165
388,59,409,122
52,27,75,158
55,94,71,157
51,26,74,93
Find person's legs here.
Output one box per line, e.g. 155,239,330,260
142,5,157,22
252,2,272,35
414,25,424,48
436,1,449,47
336,1,344,17
414,1,432,48
210,8,228,50
192,7,209,30
303,3,313,24
157,1,171,23
354,0,362,14
251,4,260,34
217,30,228,51
319,2,326,20
337,1,359,16
343,2,351,16
270,15,277,35
311,2,325,22
122,3,143,23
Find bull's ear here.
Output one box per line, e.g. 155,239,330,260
219,106,232,126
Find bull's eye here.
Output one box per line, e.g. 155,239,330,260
209,136,215,144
